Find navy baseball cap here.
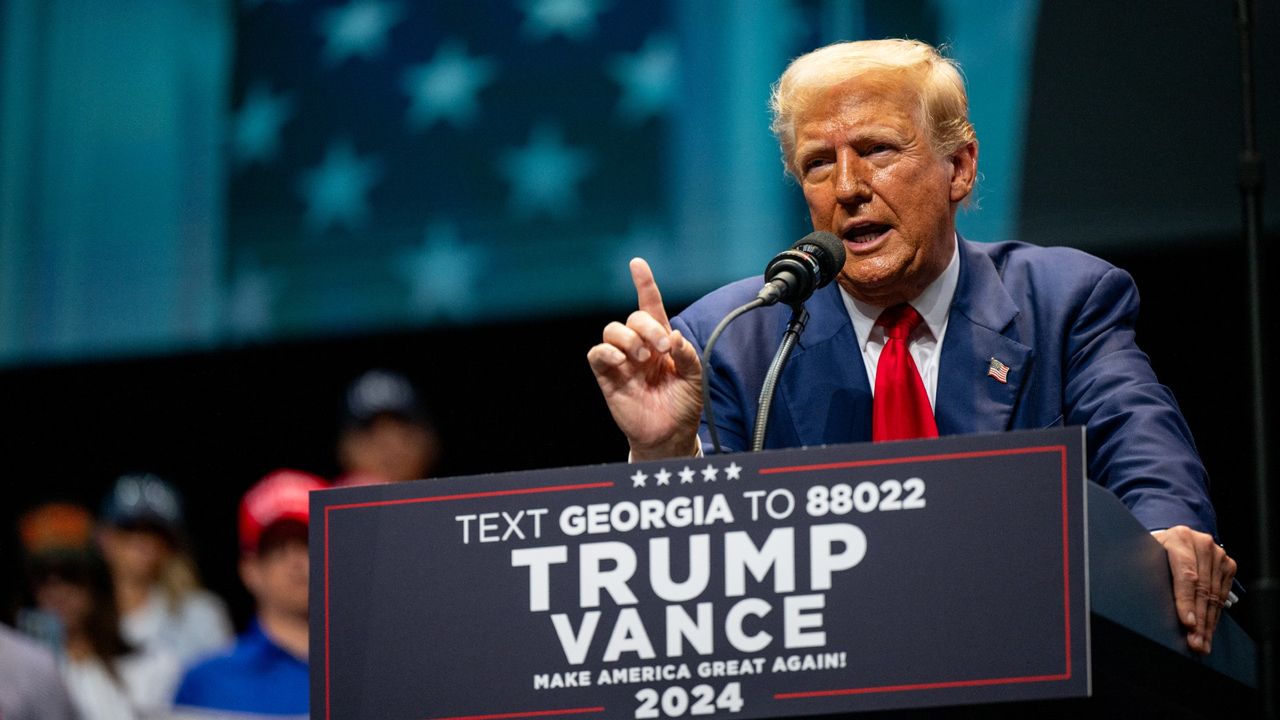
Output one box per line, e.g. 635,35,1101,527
341,369,427,427
100,473,184,537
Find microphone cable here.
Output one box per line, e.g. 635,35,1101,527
699,297,766,455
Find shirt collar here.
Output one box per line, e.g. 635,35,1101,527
841,235,960,350
248,618,308,664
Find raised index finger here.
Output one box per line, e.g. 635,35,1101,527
630,257,671,331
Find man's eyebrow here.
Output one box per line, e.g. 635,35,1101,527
794,139,830,155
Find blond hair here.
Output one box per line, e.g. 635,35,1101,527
769,38,976,178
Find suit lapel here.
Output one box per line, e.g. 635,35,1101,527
773,240,1033,443
934,240,1033,435
778,283,873,445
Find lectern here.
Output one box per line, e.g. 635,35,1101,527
310,428,1256,719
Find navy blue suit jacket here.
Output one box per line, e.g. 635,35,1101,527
671,239,1216,535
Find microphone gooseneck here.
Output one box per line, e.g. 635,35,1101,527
700,231,847,454
752,305,809,452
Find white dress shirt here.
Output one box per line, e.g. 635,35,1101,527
839,238,960,409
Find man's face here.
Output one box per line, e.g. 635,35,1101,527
340,415,439,483
792,76,975,306
241,533,309,619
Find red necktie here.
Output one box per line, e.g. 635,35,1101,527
872,304,939,441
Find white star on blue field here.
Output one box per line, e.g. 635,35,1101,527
318,0,403,65
233,84,293,166
400,221,484,319
519,0,608,42
609,33,678,122
498,124,594,219
401,40,497,131
297,142,382,233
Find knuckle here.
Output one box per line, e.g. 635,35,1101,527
606,324,637,346
627,310,653,326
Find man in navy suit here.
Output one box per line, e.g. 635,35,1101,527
588,39,1236,654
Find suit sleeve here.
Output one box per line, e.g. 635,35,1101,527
1062,267,1217,535
671,314,752,454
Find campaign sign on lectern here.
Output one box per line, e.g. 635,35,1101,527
311,427,1089,720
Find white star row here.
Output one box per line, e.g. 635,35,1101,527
274,0,613,67
630,462,743,488
226,210,674,334
277,124,597,235
233,27,677,162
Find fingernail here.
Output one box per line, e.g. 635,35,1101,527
636,347,650,362
656,336,671,353
1186,612,1196,625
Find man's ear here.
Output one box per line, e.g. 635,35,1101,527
239,556,261,595
948,140,978,203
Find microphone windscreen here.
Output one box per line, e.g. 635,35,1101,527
793,231,846,289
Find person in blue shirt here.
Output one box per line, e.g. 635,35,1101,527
172,470,327,719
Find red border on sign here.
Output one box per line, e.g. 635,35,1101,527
763,444,1074,701
321,443,1077,716
323,481,614,720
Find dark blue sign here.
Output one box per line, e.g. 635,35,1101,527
310,427,1088,719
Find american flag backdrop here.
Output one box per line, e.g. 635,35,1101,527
228,0,684,338
0,0,1041,366
224,0,1033,343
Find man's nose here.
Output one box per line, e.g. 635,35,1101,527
834,153,870,203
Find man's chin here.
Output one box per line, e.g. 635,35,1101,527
837,266,911,304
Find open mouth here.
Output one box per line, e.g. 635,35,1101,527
842,223,891,247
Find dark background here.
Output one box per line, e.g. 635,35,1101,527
2,0,1277,649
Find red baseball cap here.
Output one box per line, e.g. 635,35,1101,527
238,469,328,554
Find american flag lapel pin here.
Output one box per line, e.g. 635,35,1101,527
987,357,1010,384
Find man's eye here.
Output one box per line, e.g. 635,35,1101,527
867,144,892,155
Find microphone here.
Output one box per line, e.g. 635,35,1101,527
701,231,845,454
756,231,846,306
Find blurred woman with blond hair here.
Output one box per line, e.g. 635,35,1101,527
98,474,232,665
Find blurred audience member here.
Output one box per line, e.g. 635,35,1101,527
0,620,78,719
20,503,181,720
98,474,232,665
334,369,440,486
172,470,325,719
